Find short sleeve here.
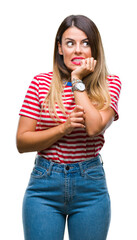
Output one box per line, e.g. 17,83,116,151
108,75,122,121
19,76,41,120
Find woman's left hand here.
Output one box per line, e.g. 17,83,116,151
71,57,97,80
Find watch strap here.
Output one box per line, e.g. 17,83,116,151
72,78,82,85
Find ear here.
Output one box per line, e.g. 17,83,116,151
58,41,63,55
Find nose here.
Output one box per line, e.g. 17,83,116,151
75,43,82,54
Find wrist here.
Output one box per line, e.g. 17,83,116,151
71,73,82,81
72,81,86,92
59,122,66,135
72,78,82,86
60,122,72,135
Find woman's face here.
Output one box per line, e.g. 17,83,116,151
58,26,92,71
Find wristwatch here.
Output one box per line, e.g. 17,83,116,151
72,82,86,92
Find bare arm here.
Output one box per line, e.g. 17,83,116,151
71,57,115,136
73,90,115,136
16,105,85,153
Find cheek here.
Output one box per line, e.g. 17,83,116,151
85,48,92,57
62,49,72,64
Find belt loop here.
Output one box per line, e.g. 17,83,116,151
47,161,54,176
99,154,103,165
34,155,38,164
78,162,84,176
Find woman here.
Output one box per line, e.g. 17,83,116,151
16,15,121,240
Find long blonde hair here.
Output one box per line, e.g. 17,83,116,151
45,15,110,120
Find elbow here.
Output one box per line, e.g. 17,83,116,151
86,126,103,137
87,131,99,138
16,136,25,153
85,117,104,137
16,136,36,153
16,141,24,154
17,148,24,154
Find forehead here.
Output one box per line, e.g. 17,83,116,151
62,26,88,40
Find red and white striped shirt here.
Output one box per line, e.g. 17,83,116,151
19,72,121,163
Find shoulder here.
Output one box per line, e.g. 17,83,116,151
107,75,122,93
107,75,122,87
33,72,53,88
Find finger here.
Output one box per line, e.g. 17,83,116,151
70,117,85,123
81,59,87,69
92,58,97,69
71,122,86,129
86,58,91,69
71,112,85,118
84,58,94,71
91,57,95,71
81,59,86,65
73,105,85,113
94,59,97,68
71,109,85,116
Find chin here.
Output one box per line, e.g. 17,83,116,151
69,65,80,71
65,63,80,73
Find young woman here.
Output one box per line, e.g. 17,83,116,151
16,15,121,240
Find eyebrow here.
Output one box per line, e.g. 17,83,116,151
64,38,89,41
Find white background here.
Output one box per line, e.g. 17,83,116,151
0,0,137,239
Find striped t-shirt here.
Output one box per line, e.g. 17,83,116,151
19,72,121,163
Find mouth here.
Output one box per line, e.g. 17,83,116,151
71,57,85,65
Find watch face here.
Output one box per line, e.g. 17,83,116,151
75,82,85,91
78,83,85,91
72,82,86,92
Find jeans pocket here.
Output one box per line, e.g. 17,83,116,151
31,166,47,179
84,164,105,180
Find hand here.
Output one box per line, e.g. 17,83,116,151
71,57,97,80
61,105,85,135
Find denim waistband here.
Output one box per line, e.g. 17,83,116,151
34,154,103,175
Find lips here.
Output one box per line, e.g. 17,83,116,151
71,57,85,65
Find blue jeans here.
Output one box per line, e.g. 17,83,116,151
22,155,111,240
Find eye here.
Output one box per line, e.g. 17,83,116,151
67,41,73,47
83,41,89,47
